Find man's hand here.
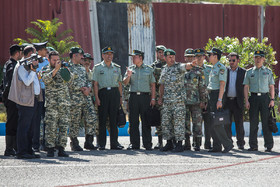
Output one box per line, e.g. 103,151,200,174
200,102,206,110
126,67,132,77
81,87,91,96
150,99,156,106
30,60,38,72
245,100,250,110
216,100,222,109
95,97,101,106
269,100,274,108
158,98,163,105
55,60,62,70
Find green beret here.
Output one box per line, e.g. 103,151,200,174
59,68,71,82
164,49,176,56
83,53,94,60
102,46,114,54
194,48,205,55
254,50,265,57
184,48,195,57
70,47,84,55
156,45,166,52
129,50,144,56
207,47,222,55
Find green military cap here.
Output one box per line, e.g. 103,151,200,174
33,41,48,51
164,49,176,56
156,45,166,51
70,47,84,55
254,50,265,57
129,49,144,56
46,46,56,53
194,48,205,55
184,48,195,56
102,46,114,54
83,53,94,60
207,47,222,55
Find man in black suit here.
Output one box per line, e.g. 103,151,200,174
224,52,246,149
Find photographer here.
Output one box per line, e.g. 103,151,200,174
41,51,71,157
8,49,42,159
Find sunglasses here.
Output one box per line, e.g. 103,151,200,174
228,59,236,62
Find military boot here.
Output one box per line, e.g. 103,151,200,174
184,135,191,150
47,147,55,157
173,141,184,152
154,135,163,149
57,146,69,157
160,140,174,152
70,137,83,151
4,136,16,156
194,137,202,151
84,135,97,150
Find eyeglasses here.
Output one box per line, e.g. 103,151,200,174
228,59,236,62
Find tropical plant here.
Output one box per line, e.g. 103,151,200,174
14,18,79,59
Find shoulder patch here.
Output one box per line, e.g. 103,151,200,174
217,64,221,68
220,69,225,75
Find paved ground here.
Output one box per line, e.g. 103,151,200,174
0,136,280,187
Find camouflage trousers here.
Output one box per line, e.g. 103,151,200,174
155,103,162,136
185,104,203,137
161,101,186,141
45,104,70,148
70,96,98,138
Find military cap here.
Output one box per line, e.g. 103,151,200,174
83,53,94,60
10,44,21,55
164,49,176,56
33,41,48,50
70,47,84,54
129,50,144,56
102,46,114,54
156,45,166,52
21,43,33,51
207,47,222,55
228,52,239,58
46,46,56,53
194,48,205,55
254,50,265,57
184,48,195,56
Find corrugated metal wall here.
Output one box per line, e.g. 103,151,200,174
264,6,280,78
127,4,155,66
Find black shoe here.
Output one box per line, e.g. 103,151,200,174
248,147,258,151
4,149,16,156
47,148,55,157
160,140,174,152
172,141,184,152
145,147,153,151
111,145,123,150
238,145,244,150
58,147,69,157
84,135,98,150
222,145,234,153
208,149,222,153
265,148,272,152
127,144,140,150
16,154,34,159
204,145,212,150
70,137,83,151
99,146,106,150
32,154,41,158
154,142,163,149
33,148,40,152
117,142,124,149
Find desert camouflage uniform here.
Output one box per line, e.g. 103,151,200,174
159,62,186,141
41,65,72,148
184,66,208,138
69,61,98,138
151,59,166,135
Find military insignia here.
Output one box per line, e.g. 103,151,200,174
202,75,205,80
193,78,197,82
78,49,82,53
217,64,221,68
197,49,200,52
220,69,225,75
133,50,135,53
257,51,260,54
251,74,255,77
108,47,111,50
167,52,170,55
100,70,104,74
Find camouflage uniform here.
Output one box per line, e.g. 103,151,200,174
185,66,208,137
159,62,186,141
151,59,166,136
41,65,72,149
68,61,98,138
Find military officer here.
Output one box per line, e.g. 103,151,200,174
184,48,195,63
207,47,233,153
41,51,71,157
243,50,275,152
93,46,123,150
68,47,98,151
158,49,187,152
151,45,166,149
123,50,156,150
184,48,208,151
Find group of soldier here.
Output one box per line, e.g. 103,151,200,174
2,41,276,159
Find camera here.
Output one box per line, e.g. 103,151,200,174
60,61,69,67
20,53,44,71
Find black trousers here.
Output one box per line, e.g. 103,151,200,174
16,98,39,156
98,87,120,148
249,94,273,149
4,99,18,136
33,89,45,149
224,98,245,147
129,94,152,148
202,108,212,147
208,90,233,150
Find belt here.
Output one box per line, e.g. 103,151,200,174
251,92,268,96
35,95,39,99
208,89,219,93
130,92,150,95
227,97,236,100
100,87,118,91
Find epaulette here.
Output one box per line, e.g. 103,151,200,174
113,63,121,68
146,65,153,69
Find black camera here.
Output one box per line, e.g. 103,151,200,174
20,53,44,71
60,61,69,67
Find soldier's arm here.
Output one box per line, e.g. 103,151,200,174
123,68,131,86
269,84,275,107
244,85,250,109
41,68,54,85
93,81,100,106
198,73,208,104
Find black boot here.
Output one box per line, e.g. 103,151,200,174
70,137,83,151
57,146,69,157
184,135,191,150
47,147,55,157
40,139,47,152
173,141,184,152
154,135,163,149
12,136,17,152
194,137,202,151
160,140,174,152
84,135,97,150
4,136,16,156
